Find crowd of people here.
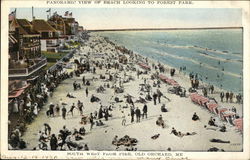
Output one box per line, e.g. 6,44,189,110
8,35,243,151
9,63,76,149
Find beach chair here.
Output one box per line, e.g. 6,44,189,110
198,96,209,107
215,107,228,120
233,118,243,132
221,111,236,123
207,103,218,114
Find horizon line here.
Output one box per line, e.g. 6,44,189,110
88,26,242,32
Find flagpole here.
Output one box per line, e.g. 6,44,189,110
32,6,34,20
14,8,17,18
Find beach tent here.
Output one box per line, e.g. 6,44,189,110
221,111,236,123
159,74,168,81
233,118,243,132
198,96,209,107
215,107,227,114
207,103,219,113
215,107,228,119
158,74,180,86
138,62,151,70
190,93,201,104
190,93,209,107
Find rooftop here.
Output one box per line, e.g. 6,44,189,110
32,19,57,32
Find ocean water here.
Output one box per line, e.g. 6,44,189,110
93,29,243,94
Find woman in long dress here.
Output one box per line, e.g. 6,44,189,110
19,100,24,116
33,103,38,116
12,99,19,113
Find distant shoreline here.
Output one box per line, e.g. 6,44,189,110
89,27,242,32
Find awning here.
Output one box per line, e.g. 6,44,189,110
9,89,25,98
20,83,30,90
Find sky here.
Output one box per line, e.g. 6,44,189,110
10,8,242,30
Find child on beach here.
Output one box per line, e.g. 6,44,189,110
121,111,126,126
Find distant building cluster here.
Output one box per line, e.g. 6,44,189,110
8,9,85,120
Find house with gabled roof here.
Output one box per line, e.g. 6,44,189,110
9,18,47,81
32,19,60,52
47,14,67,45
62,17,79,41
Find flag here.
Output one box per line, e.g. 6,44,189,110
9,9,16,21
46,8,51,12
64,11,69,16
69,12,72,17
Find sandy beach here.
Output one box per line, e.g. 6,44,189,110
21,34,243,151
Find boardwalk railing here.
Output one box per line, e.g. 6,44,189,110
9,57,47,76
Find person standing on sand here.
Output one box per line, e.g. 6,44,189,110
78,101,83,116
50,134,58,150
98,105,103,119
220,92,225,102
142,104,148,119
157,89,163,103
55,104,60,116
130,106,135,123
229,91,234,103
49,103,55,117
89,113,94,130
232,106,237,113
82,76,85,85
85,87,89,97
153,92,158,105
203,88,208,97
68,103,77,116
135,107,141,123
226,92,230,102
44,123,51,136
62,106,67,119
210,85,214,94
121,111,126,126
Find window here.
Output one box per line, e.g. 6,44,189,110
49,32,53,37
47,40,52,45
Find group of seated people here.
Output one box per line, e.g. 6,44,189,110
96,120,105,126
112,135,138,147
170,127,197,138
204,117,227,132
72,127,86,141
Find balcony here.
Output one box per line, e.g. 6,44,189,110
46,43,60,47
9,57,47,78
23,42,40,48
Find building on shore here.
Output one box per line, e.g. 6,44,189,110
32,19,60,53
8,17,47,131
63,17,79,41
9,18,47,81
48,13,80,42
